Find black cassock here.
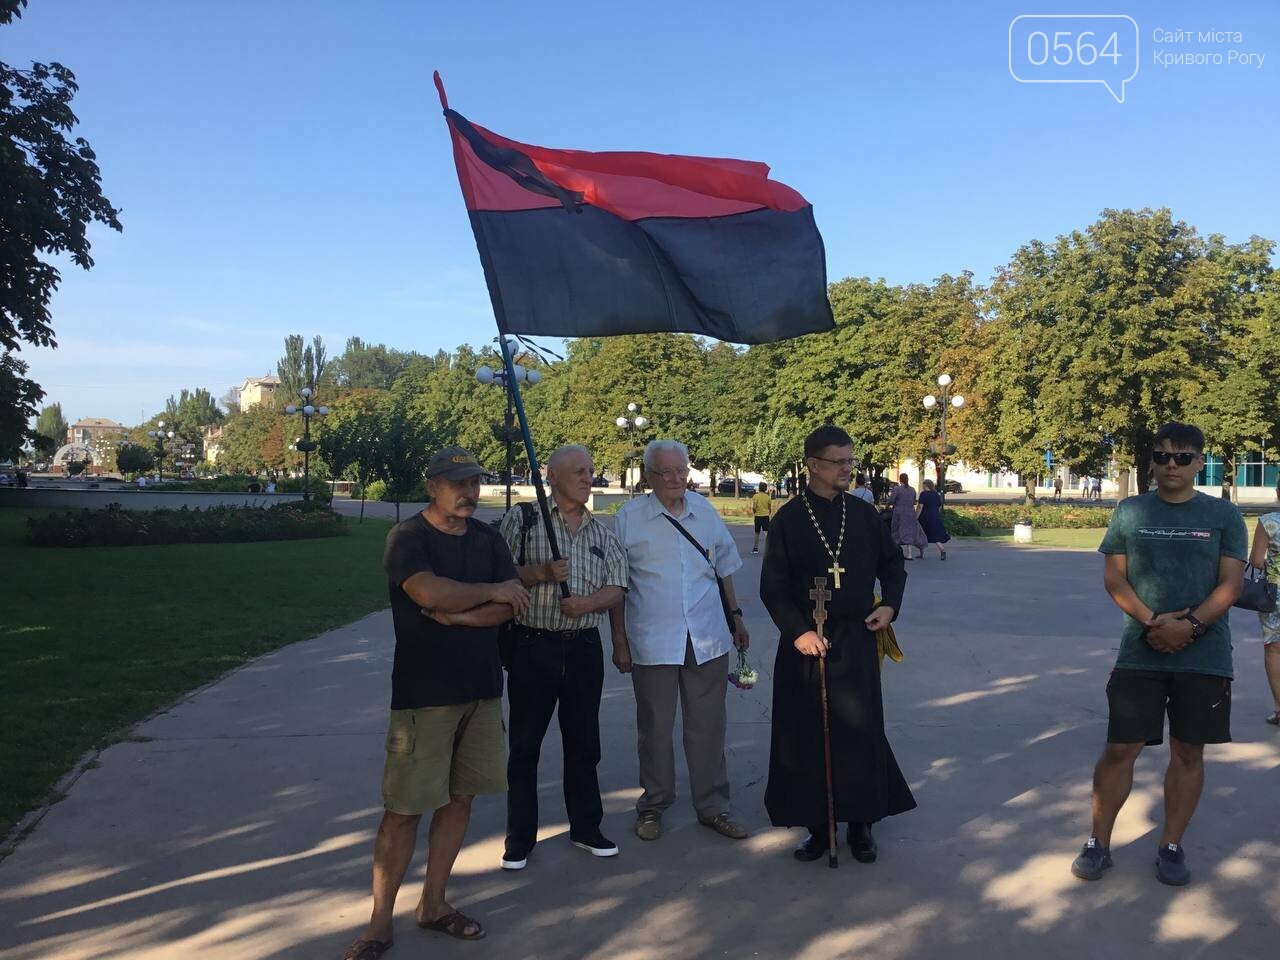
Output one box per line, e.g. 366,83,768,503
760,488,916,827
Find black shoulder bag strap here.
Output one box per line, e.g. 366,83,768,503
662,513,736,632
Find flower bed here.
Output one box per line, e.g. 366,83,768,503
26,501,347,547
946,503,1114,530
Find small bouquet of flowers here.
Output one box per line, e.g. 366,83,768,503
728,650,759,690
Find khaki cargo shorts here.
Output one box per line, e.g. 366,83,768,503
381,698,507,815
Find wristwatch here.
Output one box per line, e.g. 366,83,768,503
730,608,743,618
1180,613,1207,639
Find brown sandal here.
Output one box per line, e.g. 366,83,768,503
342,938,392,960
418,910,485,940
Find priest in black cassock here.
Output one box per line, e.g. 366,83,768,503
761,425,916,863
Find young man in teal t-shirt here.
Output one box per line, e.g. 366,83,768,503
1072,423,1247,887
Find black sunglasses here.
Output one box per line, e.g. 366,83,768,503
1152,451,1198,466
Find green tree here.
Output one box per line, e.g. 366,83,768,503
0,352,41,460
161,387,224,447
1184,237,1278,500
986,209,1224,496
331,337,418,391
318,390,386,521
115,442,153,478
218,405,278,474
745,418,804,487
1,1,122,456
276,334,331,405
34,401,68,448
377,391,438,521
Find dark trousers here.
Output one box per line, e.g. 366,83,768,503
506,626,604,851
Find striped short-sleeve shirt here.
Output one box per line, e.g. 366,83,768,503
498,502,628,631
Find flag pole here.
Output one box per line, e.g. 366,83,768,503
496,332,571,601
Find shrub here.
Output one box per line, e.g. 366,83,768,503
947,503,1113,530
26,503,347,548
941,508,982,537
364,480,388,502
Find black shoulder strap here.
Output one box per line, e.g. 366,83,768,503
517,501,537,565
662,513,713,566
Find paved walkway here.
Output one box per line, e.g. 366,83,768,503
1,527,1277,959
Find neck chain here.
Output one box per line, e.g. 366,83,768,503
801,490,846,588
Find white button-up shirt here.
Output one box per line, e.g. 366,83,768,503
613,491,743,666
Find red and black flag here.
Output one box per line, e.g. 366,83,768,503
435,73,834,345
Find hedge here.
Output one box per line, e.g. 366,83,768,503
946,503,1113,530
27,502,348,548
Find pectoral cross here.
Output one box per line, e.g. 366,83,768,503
826,562,845,591
809,576,832,642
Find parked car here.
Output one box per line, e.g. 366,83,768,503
715,478,755,496
943,480,964,494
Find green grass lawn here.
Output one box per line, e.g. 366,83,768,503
0,509,393,840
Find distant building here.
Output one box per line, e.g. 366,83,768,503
239,375,280,411
202,424,224,463
66,417,127,447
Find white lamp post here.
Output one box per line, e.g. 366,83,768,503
922,374,964,502
476,346,541,511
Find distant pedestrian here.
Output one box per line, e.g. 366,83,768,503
1247,481,1280,726
1092,477,1103,500
916,479,949,560
851,473,874,504
751,482,773,555
1053,476,1063,501
137,475,146,488
886,474,928,561
1080,477,1090,499
265,479,276,493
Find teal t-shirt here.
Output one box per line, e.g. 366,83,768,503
1098,492,1247,678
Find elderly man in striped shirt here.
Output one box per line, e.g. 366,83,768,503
498,444,628,871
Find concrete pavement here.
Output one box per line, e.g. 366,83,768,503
1,526,1277,960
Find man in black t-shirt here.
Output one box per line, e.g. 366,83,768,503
343,447,529,960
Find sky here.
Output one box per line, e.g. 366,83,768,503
5,0,1279,426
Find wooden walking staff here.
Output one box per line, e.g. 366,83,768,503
809,576,837,868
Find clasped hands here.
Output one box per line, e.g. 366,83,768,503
794,606,895,658
1142,608,1196,654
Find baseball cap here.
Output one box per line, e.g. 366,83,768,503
425,446,484,481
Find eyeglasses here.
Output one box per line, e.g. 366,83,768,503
1152,451,1198,466
649,468,689,481
810,456,855,469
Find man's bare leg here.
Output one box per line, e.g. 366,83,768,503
360,810,422,943
415,794,481,936
1160,738,1204,846
1090,742,1144,847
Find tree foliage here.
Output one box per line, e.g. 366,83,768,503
1,2,121,456
34,401,68,448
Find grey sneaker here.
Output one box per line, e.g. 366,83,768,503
1071,838,1113,880
1156,842,1190,886
634,811,662,841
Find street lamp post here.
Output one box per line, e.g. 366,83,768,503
476,342,541,511
285,387,328,500
146,421,174,481
615,403,649,495
922,374,965,505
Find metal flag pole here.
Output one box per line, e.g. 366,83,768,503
497,334,570,601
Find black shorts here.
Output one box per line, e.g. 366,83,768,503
1106,669,1232,746
754,516,770,533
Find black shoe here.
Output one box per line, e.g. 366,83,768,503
794,829,827,862
848,822,877,863
500,843,531,870
571,831,619,858
1071,838,1112,881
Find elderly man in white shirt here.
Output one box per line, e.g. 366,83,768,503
610,440,751,842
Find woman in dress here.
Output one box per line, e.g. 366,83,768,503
1247,481,1280,725
915,479,950,560
885,473,928,561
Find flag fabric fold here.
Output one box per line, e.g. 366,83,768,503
435,72,834,345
